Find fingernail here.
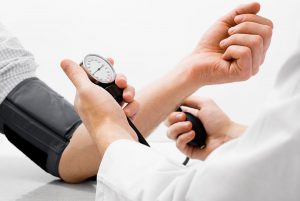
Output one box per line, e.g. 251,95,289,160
189,131,194,138
185,121,191,127
125,91,132,98
228,27,235,34
234,15,243,23
176,113,183,119
220,39,226,47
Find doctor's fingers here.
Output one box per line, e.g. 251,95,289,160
167,121,192,140
164,112,186,127
176,131,195,157
115,73,127,89
123,100,139,120
122,85,135,103
115,74,136,103
60,59,92,92
106,57,115,66
180,106,200,119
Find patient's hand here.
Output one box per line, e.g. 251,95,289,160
165,97,246,160
179,2,273,86
61,59,138,158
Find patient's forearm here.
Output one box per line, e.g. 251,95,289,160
133,62,203,138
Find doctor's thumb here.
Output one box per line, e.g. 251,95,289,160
60,59,91,91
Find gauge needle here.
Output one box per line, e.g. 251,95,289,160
93,64,104,75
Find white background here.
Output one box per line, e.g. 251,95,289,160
0,0,299,142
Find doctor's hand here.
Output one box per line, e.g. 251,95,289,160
108,58,139,120
60,59,138,158
165,97,246,160
178,2,273,86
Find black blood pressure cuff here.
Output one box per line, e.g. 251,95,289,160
0,77,81,177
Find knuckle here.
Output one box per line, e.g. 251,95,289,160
237,14,247,22
165,114,175,126
264,25,273,38
176,139,182,149
167,127,177,140
238,66,252,81
268,20,274,28
166,129,172,139
164,119,170,127
227,45,236,53
239,21,251,31
240,47,251,58
78,85,90,96
134,101,140,110
251,35,263,46
253,67,260,75
230,33,240,42
241,68,252,80
202,97,213,104
242,14,254,21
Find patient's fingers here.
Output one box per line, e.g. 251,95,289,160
167,121,192,140
222,45,253,78
164,112,186,126
234,14,273,28
220,33,263,73
60,59,92,91
219,2,260,26
228,22,272,52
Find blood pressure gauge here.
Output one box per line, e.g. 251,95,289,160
80,54,123,103
81,54,116,85
80,54,150,147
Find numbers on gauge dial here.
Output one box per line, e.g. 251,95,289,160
84,55,116,83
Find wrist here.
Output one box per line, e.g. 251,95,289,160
226,121,247,141
92,119,135,158
175,54,208,91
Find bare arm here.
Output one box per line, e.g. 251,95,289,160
133,63,200,137
133,2,272,138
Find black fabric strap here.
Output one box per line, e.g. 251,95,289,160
0,78,81,177
127,117,150,147
104,83,150,147
104,84,123,103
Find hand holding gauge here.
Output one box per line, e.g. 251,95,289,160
80,54,150,147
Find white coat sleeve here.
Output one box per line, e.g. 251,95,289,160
96,50,300,201
96,139,199,201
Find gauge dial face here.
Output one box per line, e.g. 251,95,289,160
82,54,116,84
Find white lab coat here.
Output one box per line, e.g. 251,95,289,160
96,50,300,201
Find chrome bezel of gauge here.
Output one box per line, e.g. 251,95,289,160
81,54,116,84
